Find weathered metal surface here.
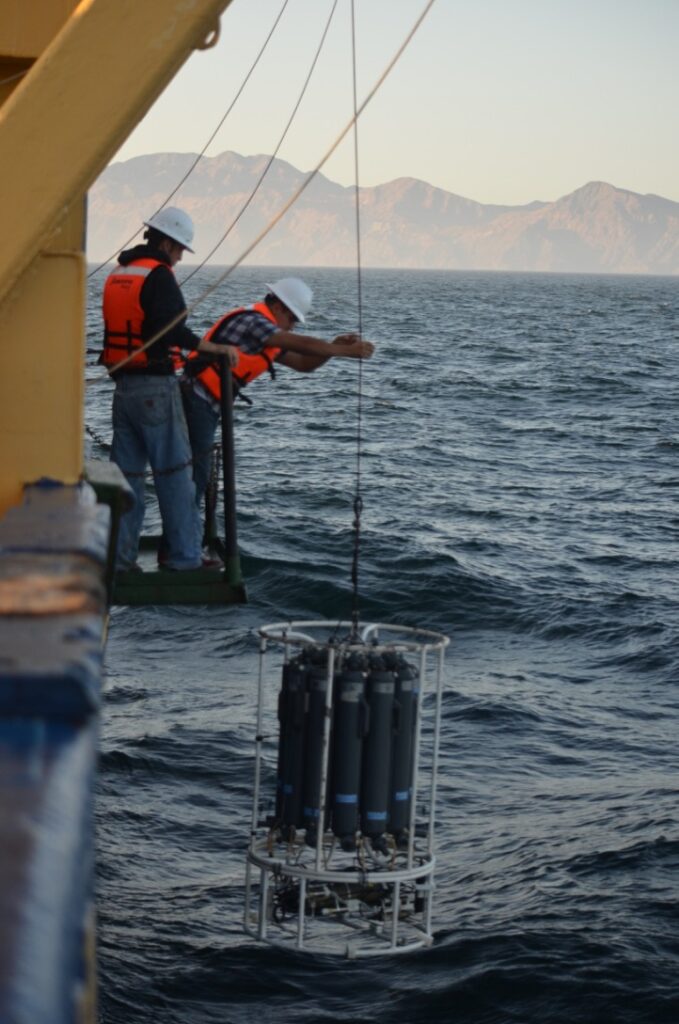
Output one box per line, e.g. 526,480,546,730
0,480,107,1021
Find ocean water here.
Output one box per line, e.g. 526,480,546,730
86,267,679,1023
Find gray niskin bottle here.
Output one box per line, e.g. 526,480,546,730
331,653,368,851
276,655,308,836
360,653,396,851
302,651,330,846
387,654,418,844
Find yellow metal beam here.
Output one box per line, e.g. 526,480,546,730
0,232,85,512
0,0,232,306
0,2,78,59
0,0,233,514
0,2,78,101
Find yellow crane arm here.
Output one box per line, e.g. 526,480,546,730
0,0,233,514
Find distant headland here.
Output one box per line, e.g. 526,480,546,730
89,152,679,275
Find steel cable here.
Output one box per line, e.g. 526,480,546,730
97,0,437,379
0,69,28,87
86,0,292,279
181,0,340,285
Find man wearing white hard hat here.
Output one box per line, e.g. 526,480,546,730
101,206,235,571
181,277,375,509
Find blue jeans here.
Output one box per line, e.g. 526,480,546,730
111,375,202,570
180,379,220,509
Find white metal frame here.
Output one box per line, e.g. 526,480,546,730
243,620,449,958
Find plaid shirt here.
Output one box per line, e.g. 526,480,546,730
212,309,279,354
187,308,280,410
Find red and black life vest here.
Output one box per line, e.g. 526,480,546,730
101,258,169,370
186,302,282,400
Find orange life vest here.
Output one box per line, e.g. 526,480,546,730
101,257,171,370
187,302,282,401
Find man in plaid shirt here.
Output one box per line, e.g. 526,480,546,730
181,277,374,509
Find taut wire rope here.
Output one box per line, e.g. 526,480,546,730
181,0,340,285
87,0,291,280
0,69,28,87
100,0,437,380
349,0,364,636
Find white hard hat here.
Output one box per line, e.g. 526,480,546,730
143,206,195,252
266,277,313,323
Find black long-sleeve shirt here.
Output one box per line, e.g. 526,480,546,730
110,244,201,375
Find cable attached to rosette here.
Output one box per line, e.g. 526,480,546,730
349,0,364,638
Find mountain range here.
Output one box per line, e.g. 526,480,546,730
88,152,679,275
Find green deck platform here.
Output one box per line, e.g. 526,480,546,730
112,537,246,606
85,461,246,607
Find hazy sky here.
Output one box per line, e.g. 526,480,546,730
114,0,679,206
